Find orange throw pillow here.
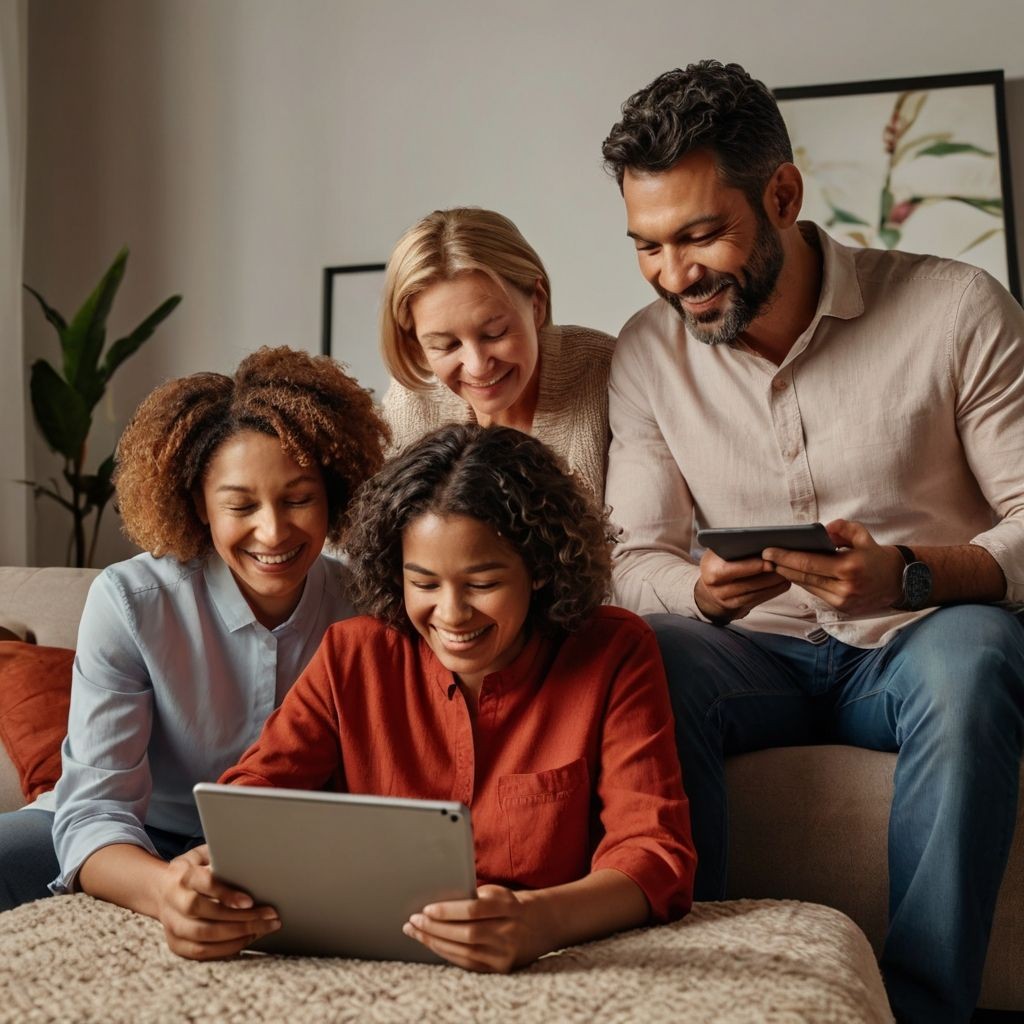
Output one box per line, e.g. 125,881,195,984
0,642,74,801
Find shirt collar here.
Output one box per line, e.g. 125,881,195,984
204,553,257,633
806,222,865,323
204,552,326,635
278,555,326,636
426,627,554,699
759,223,865,370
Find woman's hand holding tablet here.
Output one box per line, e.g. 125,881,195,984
403,870,650,973
156,845,281,960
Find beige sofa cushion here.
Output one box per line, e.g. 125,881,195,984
0,567,99,811
726,745,1024,1010
0,567,99,649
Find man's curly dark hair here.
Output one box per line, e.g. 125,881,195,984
114,346,390,560
345,423,614,635
601,60,793,208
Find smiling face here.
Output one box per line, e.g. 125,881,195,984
402,512,536,694
624,148,784,346
195,429,328,629
409,271,546,429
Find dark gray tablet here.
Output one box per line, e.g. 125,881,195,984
697,523,837,561
193,783,476,963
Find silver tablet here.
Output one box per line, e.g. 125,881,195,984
193,783,476,962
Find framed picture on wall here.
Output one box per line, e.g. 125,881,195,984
321,263,389,400
774,70,1020,300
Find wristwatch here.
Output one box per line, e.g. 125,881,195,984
892,545,933,611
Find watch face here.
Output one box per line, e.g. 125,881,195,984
903,562,933,611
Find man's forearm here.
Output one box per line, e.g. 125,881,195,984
915,543,1006,606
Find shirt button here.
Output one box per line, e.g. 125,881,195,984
773,377,788,391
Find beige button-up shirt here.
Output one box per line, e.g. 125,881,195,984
606,224,1024,648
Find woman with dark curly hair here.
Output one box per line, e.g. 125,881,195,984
0,347,388,954
218,424,695,971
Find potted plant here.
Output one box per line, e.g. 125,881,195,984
23,248,181,567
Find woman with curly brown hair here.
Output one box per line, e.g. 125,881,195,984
0,347,388,952
218,424,696,971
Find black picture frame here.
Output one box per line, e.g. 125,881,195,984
774,70,1020,300
320,262,388,399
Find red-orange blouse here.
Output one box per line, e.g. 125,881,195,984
220,606,695,921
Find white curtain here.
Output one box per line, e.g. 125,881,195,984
0,0,28,565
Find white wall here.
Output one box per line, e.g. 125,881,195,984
0,0,28,566
19,0,1024,566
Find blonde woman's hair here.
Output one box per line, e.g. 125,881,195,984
380,207,552,390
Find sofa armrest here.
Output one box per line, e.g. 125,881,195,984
0,567,99,649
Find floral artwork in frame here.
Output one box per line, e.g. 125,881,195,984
774,70,1020,300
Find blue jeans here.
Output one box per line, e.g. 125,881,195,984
0,809,59,910
649,605,1024,1024
0,808,203,912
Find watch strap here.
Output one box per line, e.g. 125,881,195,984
894,544,916,567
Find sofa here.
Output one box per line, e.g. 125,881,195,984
1,565,1021,1012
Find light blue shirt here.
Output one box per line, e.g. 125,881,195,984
50,551,354,891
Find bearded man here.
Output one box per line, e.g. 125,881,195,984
602,60,1024,1024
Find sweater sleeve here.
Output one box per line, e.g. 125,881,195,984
219,628,346,792
589,617,696,921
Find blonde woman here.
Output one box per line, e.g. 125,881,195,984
380,208,614,497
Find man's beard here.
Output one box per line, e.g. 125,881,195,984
660,217,784,346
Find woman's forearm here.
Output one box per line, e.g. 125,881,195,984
518,868,649,956
77,843,174,919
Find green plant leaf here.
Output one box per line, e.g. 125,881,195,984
879,186,894,226
949,195,1003,214
17,480,76,513
29,360,92,460
827,205,870,226
62,247,128,402
101,294,182,381
914,141,995,158
78,472,116,510
958,227,1003,256
78,453,117,509
97,452,116,483
22,284,68,335
61,466,91,509
879,227,901,249
894,131,952,165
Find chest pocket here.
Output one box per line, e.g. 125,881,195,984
497,757,591,889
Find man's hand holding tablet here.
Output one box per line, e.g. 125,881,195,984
695,519,911,621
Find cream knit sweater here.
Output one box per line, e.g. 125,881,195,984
381,324,615,497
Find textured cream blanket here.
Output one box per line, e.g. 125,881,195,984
0,896,891,1023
